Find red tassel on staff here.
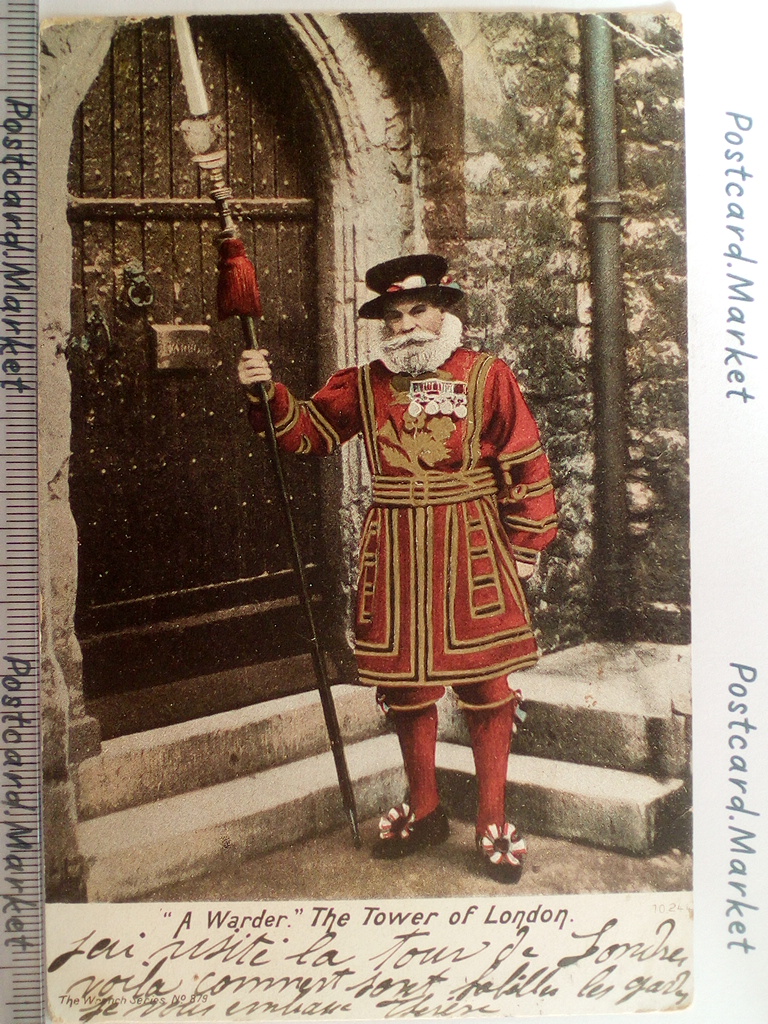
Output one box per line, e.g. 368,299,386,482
217,237,263,320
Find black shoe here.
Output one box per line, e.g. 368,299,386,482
372,803,450,859
477,822,526,883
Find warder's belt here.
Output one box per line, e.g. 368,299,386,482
372,467,498,507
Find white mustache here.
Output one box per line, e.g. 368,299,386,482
383,329,440,351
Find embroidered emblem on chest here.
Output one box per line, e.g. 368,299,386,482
407,379,468,419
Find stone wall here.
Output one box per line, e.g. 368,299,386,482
39,18,123,900
610,14,688,638
446,12,593,650
612,13,688,642
437,11,687,650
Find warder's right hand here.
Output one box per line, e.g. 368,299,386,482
237,348,272,389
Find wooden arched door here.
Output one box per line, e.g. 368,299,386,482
67,17,329,734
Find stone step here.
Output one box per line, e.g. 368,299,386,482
77,684,387,820
437,743,688,857
440,642,691,776
78,643,690,820
78,735,688,901
78,734,405,902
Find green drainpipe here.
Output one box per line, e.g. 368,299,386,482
581,13,632,638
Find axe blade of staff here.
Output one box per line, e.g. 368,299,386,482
173,15,361,847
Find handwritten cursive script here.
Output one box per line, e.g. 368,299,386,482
46,895,692,1021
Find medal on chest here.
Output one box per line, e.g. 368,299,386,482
407,378,468,420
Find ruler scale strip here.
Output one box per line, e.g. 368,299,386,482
0,0,42,1022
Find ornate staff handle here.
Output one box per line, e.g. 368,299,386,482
190,150,237,236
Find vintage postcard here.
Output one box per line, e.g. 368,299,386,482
32,2,766,1022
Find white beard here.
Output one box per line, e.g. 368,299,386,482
373,312,464,375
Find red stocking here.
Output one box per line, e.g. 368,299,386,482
391,705,440,822
464,700,515,837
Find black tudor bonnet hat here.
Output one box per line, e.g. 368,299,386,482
358,254,464,319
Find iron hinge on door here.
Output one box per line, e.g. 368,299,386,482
68,302,112,358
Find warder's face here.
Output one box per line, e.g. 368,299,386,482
382,297,445,341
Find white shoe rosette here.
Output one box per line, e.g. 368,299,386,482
379,803,416,841
479,821,527,867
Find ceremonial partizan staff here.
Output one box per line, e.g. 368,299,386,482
172,15,361,846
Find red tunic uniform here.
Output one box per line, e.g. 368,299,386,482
249,347,557,687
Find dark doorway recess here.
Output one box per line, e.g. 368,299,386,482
67,17,334,731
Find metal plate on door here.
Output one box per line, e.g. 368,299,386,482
152,324,213,370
